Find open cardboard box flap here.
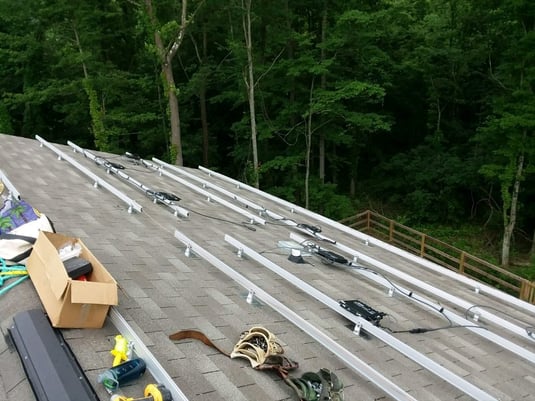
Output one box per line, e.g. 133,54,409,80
27,231,118,328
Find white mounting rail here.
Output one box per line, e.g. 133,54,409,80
290,232,535,343
108,308,190,401
198,165,535,315
143,160,265,225
290,232,535,364
35,136,142,213
0,170,21,200
224,234,499,401
174,230,417,401
67,141,188,218
152,158,264,212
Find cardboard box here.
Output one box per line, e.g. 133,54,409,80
26,231,118,328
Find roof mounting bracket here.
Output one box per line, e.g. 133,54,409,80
8,309,100,401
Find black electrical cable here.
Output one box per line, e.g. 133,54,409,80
297,238,488,334
188,208,257,231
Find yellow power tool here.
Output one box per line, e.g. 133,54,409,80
110,384,172,401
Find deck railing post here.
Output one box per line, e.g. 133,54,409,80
420,234,426,257
389,220,394,242
459,251,466,274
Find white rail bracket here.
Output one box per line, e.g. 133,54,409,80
353,322,363,336
246,289,255,304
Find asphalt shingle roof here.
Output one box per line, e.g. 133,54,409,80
1,133,534,401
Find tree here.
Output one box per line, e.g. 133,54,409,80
474,0,534,267
143,0,204,165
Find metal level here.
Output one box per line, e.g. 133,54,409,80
142,159,265,225
290,232,535,364
0,169,21,200
224,234,499,401
174,229,417,401
35,136,142,213
67,141,188,218
198,165,535,315
290,231,535,343
108,307,190,401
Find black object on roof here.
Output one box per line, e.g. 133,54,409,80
8,309,100,401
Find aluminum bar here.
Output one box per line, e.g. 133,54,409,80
198,165,535,314
152,158,265,212
290,232,535,364
224,234,499,401
143,160,265,225
174,230,417,401
68,141,189,218
35,136,142,213
290,232,535,343
0,169,21,200
108,307,190,401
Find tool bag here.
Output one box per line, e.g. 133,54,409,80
0,214,55,265
284,368,344,401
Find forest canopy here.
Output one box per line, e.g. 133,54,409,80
0,0,533,267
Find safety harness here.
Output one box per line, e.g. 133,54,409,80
169,326,344,401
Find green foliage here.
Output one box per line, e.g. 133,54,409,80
0,100,13,133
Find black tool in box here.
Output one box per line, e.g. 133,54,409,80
63,257,92,279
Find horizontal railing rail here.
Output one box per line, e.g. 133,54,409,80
339,210,535,304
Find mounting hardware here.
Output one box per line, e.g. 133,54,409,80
474,286,480,294
246,289,255,304
388,287,394,297
237,248,243,258
353,322,362,336
184,245,192,258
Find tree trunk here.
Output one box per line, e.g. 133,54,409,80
501,151,525,267
305,78,315,209
145,0,191,166
318,2,327,184
242,0,259,188
200,23,209,166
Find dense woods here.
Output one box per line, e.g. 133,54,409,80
0,0,533,268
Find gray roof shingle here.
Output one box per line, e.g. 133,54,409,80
1,133,534,401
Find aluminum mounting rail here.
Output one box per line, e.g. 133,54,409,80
143,159,265,225
108,307,190,401
224,234,500,401
67,141,188,218
152,158,265,213
0,169,21,200
174,230,417,401
290,231,535,343
198,165,535,315
290,232,535,364
35,135,142,213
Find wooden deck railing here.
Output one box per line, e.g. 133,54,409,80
339,210,535,304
